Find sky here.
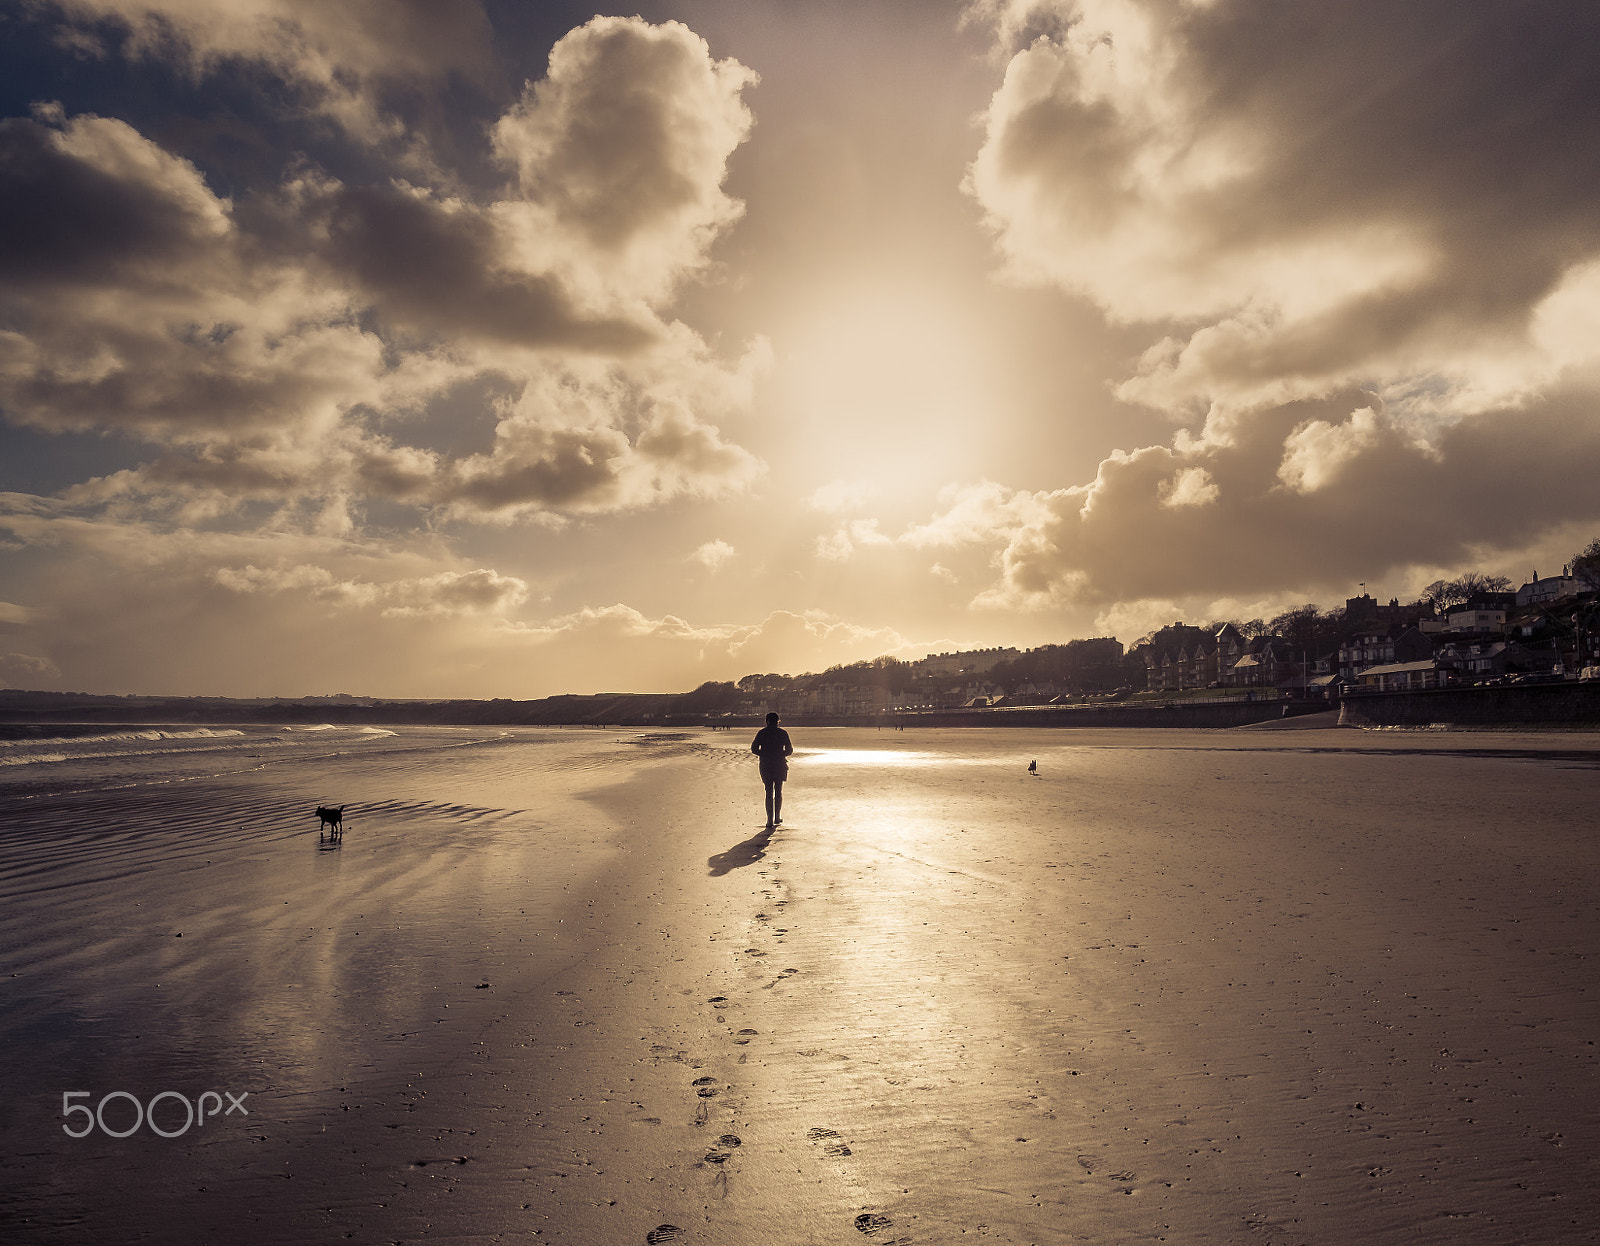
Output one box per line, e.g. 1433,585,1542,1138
4,0,1600,698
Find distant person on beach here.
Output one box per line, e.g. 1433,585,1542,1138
751,712,793,828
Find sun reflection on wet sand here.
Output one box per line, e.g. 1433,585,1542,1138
798,748,943,767
8,724,1600,1243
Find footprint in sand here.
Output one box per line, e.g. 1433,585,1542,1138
692,1076,719,1098
854,1211,893,1235
808,1126,852,1156
645,1226,684,1244
733,1028,758,1045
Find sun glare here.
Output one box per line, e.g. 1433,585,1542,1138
781,285,998,492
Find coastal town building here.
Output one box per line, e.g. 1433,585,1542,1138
1344,594,1435,628
1337,627,1432,681
1356,659,1451,691
1447,604,1510,632
1228,638,1299,688
1132,586,1593,697
912,647,1020,678
1516,568,1581,606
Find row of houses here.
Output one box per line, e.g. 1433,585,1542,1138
910,647,1021,678
1142,623,1301,691
1143,580,1598,695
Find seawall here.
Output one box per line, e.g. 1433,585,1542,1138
1337,682,1600,729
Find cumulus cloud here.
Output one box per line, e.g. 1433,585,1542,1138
1275,406,1384,494
0,110,382,446
491,17,757,305
308,178,657,353
943,1,1600,611
1158,465,1218,509
213,563,528,617
430,355,765,523
0,15,764,529
890,391,1600,611
1089,598,1182,644
0,652,60,687
968,0,1600,425
900,480,1054,549
39,0,496,151
814,519,893,563
381,569,528,618
691,539,736,571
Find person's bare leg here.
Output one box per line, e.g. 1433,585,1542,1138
773,782,783,825
765,782,775,827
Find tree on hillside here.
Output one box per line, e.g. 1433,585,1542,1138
1573,538,1600,591
806,656,915,693
677,681,739,713
988,639,1125,693
1266,605,1347,655
738,673,792,697
1424,573,1513,611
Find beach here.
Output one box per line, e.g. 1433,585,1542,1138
2,724,1599,1244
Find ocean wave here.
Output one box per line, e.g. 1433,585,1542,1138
0,728,263,768
0,727,247,749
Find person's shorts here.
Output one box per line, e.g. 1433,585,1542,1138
759,758,788,783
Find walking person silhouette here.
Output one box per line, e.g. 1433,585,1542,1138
750,712,793,828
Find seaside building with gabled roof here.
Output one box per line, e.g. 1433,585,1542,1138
1356,659,1452,691
1515,567,1581,607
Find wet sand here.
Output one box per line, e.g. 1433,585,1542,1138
3,725,1599,1244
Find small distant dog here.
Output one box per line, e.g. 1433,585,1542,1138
315,804,345,841
1027,759,1038,775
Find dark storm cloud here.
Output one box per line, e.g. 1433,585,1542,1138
41,0,501,151
443,423,634,513
906,387,1600,612
317,182,656,352
0,113,222,286
1012,393,1600,605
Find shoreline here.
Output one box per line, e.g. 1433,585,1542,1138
8,677,1600,733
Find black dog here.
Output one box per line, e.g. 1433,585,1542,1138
315,804,345,841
